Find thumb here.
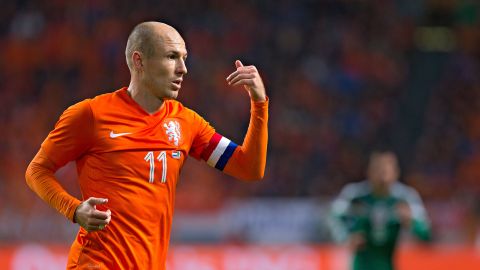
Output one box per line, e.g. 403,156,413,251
235,60,243,69
86,197,108,206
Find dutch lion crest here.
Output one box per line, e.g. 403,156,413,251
163,120,181,146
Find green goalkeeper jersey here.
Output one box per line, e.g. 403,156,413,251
330,181,431,270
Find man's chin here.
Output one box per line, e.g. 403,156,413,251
163,92,179,100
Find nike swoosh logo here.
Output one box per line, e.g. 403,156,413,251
110,131,132,138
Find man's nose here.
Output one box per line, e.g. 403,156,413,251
176,59,187,74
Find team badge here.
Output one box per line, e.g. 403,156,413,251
163,120,181,146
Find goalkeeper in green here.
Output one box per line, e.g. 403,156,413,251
330,150,431,270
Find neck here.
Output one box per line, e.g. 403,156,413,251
127,80,164,114
372,186,389,198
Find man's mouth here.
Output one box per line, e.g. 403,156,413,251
172,79,182,89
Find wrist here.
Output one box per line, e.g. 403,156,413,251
400,217,412,228
251,95,266,102
251,94,268,103
248,89,266,102
73,203,82,223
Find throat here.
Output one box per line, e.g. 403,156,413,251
127,87,164,115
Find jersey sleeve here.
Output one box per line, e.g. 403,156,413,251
329,184,360,242
189,98,269,180
187,110,241,171
25,100,95,221
41,100,94,168
188,111,216,160
403,187,432,241
41,100,95,167
194,99,269,180
222,99,268,180
327,183,367,242
25,149,82,221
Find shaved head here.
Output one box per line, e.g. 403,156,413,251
125,21,188,107
125,21,183,70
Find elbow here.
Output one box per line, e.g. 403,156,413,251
25,161,35,190
250,170,265,181
224,154,267,181
25,159,51,190
238,169,265,182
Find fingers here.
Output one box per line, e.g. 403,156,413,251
235,60,243,68
226,66,256,84
90,209,110,220
105,211,112,224
86,197,108,206
77,199,112,232
228,73,256,86
226,60,266,102
231,78,256,87
226,65,256,79
85,223,108,232
90,209,111,224
88,217,110,226
84,210,111,232
349,233,366,251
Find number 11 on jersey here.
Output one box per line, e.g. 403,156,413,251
144,151,167,183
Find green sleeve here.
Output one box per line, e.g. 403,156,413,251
411,218,431,241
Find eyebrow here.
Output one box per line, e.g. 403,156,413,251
166,50,188,58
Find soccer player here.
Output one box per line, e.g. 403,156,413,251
25,21,268,269
330,150,431,270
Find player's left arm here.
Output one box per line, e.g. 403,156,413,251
196,60,268,181
398,188,432,241
191,60,267,180
222,60,268,180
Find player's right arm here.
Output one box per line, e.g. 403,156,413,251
329,183,367,243
25,100,110,231
396,187,432,241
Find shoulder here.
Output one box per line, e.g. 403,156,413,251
167,100,205,121
67,91,118,120
391,182,421,199
89,91,117,107
62,98,93,120
339,181,371,200
331,181,370,214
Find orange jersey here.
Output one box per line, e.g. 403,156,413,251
44,87,217,269
26,87,269,269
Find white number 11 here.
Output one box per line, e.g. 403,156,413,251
144,151,167,183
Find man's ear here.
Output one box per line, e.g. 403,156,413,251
132,51,143,71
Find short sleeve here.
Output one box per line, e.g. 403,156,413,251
188,111,216,160
41,99,95,168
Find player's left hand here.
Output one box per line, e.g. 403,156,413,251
226,60,266,102
396,201,412,227
349,233,366,251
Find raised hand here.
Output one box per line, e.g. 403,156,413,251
395,201,412,228
74,197,112,232
226,60,266,102
349,232,366,251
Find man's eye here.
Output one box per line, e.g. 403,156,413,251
168,55,176,59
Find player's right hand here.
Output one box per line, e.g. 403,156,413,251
349,233,366,251
74,197,111,232
395,201,412,228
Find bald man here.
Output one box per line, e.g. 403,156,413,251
25,21,268,269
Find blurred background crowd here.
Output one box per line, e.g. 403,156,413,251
1,0,480,246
